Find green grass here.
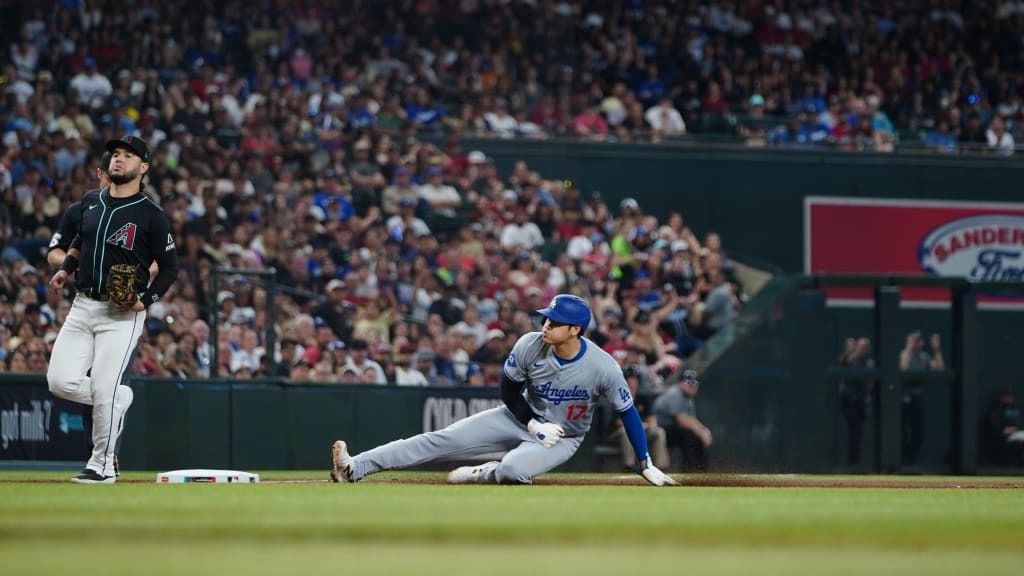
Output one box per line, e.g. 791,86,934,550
1,471,1022,575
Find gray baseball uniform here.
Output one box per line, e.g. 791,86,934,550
349,332,633,483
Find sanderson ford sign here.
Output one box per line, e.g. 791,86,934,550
806,197,1024,305
919,215,1024,281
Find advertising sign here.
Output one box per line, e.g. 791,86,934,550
1,383,90,461
805,197,1024,307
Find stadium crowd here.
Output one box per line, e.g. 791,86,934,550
2,0,1022,388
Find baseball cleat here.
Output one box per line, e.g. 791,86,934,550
71,469,116,484
330,440,355,483
447,461,499,484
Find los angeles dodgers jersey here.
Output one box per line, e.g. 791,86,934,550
504,332,633,437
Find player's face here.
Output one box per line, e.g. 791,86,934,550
109,148,149,184
541,318,578,345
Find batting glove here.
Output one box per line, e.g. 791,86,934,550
527,419,565,448
638,456,679,487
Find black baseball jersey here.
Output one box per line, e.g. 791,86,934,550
48,196,94,254
69,188,179,308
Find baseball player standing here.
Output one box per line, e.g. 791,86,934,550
46,136,179,484
330,294,677,486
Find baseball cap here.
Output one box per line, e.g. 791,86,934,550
468,150,487,164
620,197,639,211
217,290,235,305
749,94,765,107
486,328,505,341
682,369,700,386
105,135,151,162
326,278,346,292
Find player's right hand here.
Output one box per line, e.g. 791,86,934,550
638,457,679,487
49,270,68,293
527,419,564,448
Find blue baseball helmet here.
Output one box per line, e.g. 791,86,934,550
536,294,592,330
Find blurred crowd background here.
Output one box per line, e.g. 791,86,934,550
2,0,1022,390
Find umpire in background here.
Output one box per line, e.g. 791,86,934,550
46,136,179,484
653,369,712,471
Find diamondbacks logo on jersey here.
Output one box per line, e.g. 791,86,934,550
106,222,138,250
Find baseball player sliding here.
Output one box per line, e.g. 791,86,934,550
331,294,677,486
46,136,179,484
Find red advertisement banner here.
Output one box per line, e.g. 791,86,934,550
804,197,1024,307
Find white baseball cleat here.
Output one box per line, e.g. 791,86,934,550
447,461,499,484
330,440,355,483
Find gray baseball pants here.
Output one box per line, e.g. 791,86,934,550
350,407,582,483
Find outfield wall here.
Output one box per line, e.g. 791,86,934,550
0,377,511,471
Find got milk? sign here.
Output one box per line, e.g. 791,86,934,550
805,197,1024,306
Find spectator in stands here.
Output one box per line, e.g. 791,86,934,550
653,369,711,472
311,279,353,343
959,113,987,153
482,99,518,139
986,116,1015,156
737,94,770,147
572,104,609,140
925,119,958,154
275,339,299,379
500,209,544,253
898,331,945,466
418,165,461,220
414,349,438,385
10,0,1012,393
394,343,429,387
344,339,386,386
645,98,687,139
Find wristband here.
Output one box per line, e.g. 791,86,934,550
60,254,79,274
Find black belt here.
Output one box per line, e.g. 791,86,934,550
80,290,110,302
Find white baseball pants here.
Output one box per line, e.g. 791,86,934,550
47,295,144,478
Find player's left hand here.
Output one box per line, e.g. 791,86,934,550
527,419,564,448
638,457,678,487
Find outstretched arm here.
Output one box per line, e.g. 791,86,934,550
619,405,677,486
